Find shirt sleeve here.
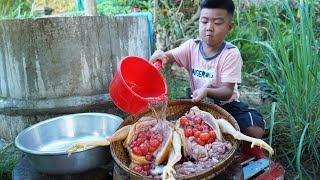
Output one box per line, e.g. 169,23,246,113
220,48,243,83
169,39,194,69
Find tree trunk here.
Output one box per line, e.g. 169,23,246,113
84,0,98,16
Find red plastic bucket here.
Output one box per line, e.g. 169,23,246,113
109,56,168,114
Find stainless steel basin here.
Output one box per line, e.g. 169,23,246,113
15,113,123,175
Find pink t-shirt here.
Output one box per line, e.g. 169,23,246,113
170,39,243,105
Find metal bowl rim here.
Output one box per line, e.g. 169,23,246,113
15,112,123,155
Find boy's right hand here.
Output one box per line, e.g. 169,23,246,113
149,50,169,67
191,88,208,103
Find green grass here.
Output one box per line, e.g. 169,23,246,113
0,141,23,180
256,0,320,178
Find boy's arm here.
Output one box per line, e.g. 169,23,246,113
149,50,175,67
164,51,175,64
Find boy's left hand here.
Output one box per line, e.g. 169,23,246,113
191,88,207,102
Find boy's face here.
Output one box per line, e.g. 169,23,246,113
199,8,233,48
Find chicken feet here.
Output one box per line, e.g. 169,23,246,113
162,131,182,180
66,125,132,157
216,119,274,155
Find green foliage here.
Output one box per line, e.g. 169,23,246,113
228,7,268,86
0,141,24,180
161,64,190,100
0,96,7,100
128,0,153,11
156,0,200,50
257,0,320,178
0,0,32,19
97,1,130,16
97,0,153,16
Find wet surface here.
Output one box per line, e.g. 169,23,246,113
13,156,243,180
13,157,113,180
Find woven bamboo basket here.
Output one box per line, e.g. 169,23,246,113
110,100,240,180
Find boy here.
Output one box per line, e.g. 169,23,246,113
150,0,267,159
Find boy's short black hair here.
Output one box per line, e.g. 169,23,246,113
200,0,235,17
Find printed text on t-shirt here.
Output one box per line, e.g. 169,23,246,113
192,68,216,79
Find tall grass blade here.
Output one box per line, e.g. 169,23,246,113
269,102,276,147
260,0,319,177
296,123,309,179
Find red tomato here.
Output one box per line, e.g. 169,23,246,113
133,165,143,173
150,139,160,148
184,128,193,137
180,116,188,126
194,117,202,125
207,137,215,144
131,140,141,148
194,131,201,138
146,131,152,140
144,140,150,146
132,146,142,156
139,143,149,156
154,134,163,142
209,130,216,139
143,164,151,171
138,131,147,139
195,137,206,146
197,126,203,131
148,146,157,152
192,128,198,135
186,115,192,120
145,154,152,161
199,132,210,141
136,138,144,144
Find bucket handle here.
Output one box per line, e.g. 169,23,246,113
153,60,163,70
147,60,168,104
